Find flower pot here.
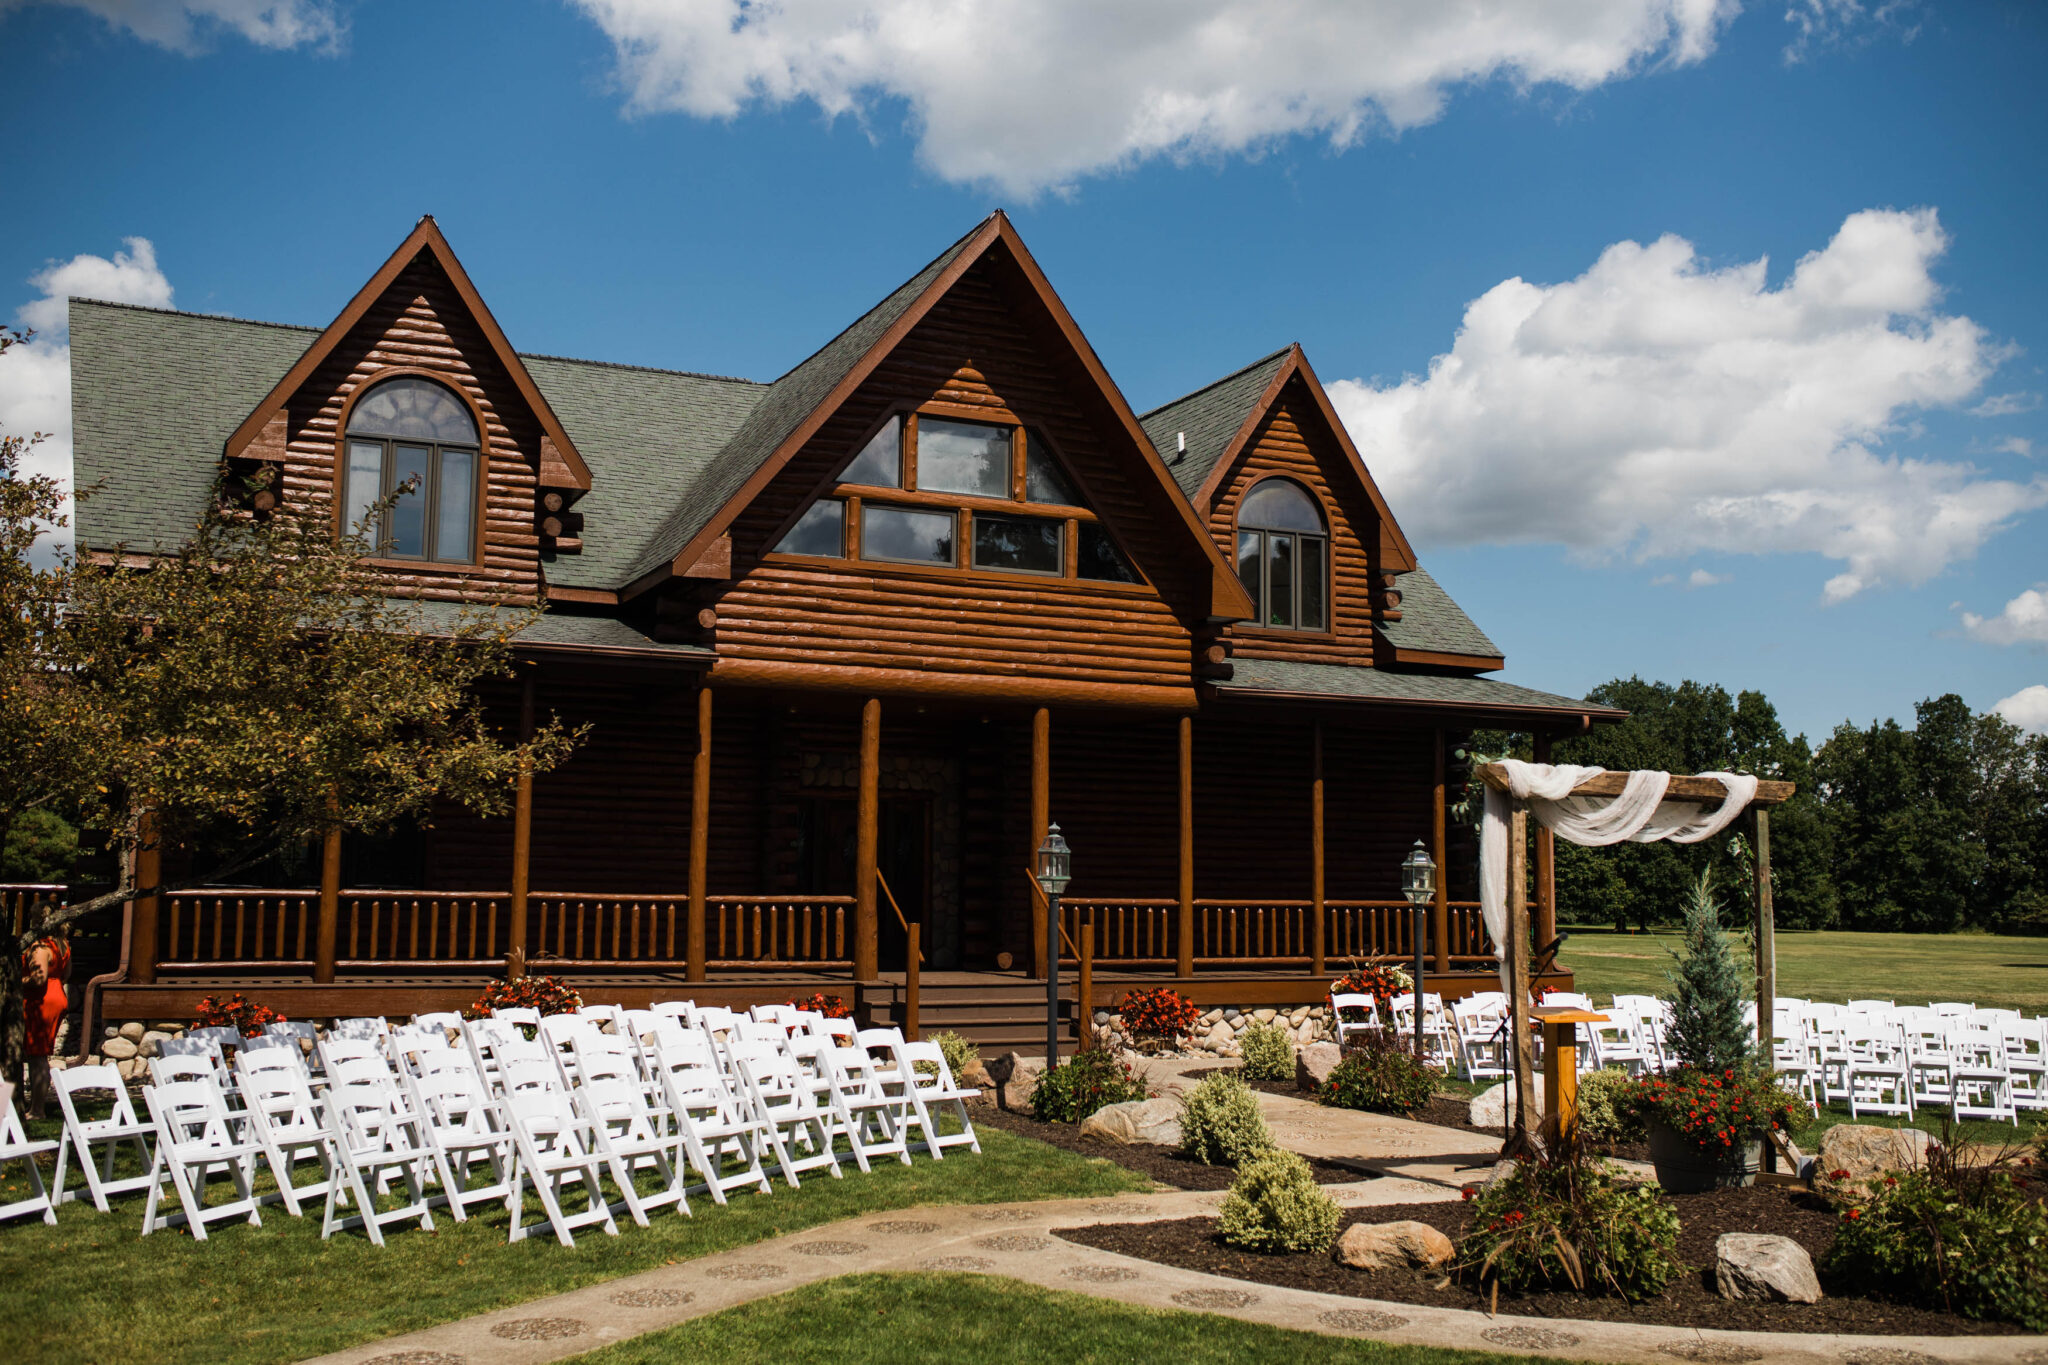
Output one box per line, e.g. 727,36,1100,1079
1646,1119,1761,1193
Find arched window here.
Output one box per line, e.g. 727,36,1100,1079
342,377,480,562
1235,478,1327,630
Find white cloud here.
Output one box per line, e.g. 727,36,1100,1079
1,237,177,560
1971,391,2040,418
1782,0,1918,64
568,0,1740,195
1961,585,2048,647
1992,684,2048,735
1330,208,2047,602
1687,568,1728,588
3,0,346,52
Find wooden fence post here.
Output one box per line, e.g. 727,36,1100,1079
1078,923,1095,1050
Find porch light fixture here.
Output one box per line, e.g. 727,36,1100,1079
1038,824,1072,1071
1401,839,1436,1059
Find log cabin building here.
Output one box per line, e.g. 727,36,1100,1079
66,213,1614,1044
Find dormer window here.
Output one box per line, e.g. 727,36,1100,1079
773,408,1141,584
1235,477,1327,631
342,376,480,563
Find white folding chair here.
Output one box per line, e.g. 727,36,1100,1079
1846,999,1896,1014
141,1077,263,1238
51,1065,155,1211
1450,997,1507,1082
647,999,696,1028
570,1036,690,1225
647,1029,775,1205
1904,1019,1955,1112
539,1013,601,1089
1843,1021,1913,1119
1329,992,1379,1048
0,1082,58,1226
728,1040,841,1187
809,1039,911,1173
232,1051,335,1216
500,1060,618,1247
410,1011,463,1034
879,1034,981,1159
319,1078,437,1244
155,1033,231,1088
330,1016,392,1042
1948,1023,2018,1125
2001,1016,2047,1113
751,1004,802,1030
576,1003,624,1029
1586,1010,1651,1076
1540,991,1594,1011
400,1053,515,1223
491,1006,542,1031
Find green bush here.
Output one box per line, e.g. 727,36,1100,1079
1459,1154,1683,1303
1217,1150,1340,1253
1031,1047,1150,1124
1575,1068,1645,1147
1664,869,1753,1073
1237,1020,1293,1081
931,1030,979,1080
1824,1156,2048,1329
1178,1072,1275,1167
1319,1038,1435,1115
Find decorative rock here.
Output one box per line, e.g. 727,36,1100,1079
101,1036,139,1061
1468,1078,1546,1128
1222,1008,1241,1021
1252,1008,1277,1023
1713,1232,1821,1303
1202,1020,1234,1051
1093,1010,1112,1025
140,1030,174,1058
1334,1220,1455,1272
1817,1125,1932,1196
118,1021,146,1042
1296,1041,1343,1089
984,1052,1044,1111
1289,1006,1311,1025
118,1057,147,1081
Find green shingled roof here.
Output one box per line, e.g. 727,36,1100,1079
1381,568,1501,660
1138,347,1290,500
383,600,712,660
1217,659,1612,718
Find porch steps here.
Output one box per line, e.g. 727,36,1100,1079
864,981,1084,1056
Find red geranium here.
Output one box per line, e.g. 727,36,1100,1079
787,992,852,1019
1116,987,1201,1041
194,993,286,1038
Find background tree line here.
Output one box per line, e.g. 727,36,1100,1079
1470,678,2048,936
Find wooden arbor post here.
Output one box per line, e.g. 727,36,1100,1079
1029,707,1050,979
1506,804,1538,1144
854,697,881,982
1310,720,1325,977
686,682,712,982
507,674,536,981
1177,714,1194,979
1532,733,1557,952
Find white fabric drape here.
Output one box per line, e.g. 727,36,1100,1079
1478,760,1759,989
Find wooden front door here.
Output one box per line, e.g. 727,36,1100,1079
798,795,929,969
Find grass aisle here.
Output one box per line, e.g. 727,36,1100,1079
1,1127,1148,1365
567,1272,1531,1365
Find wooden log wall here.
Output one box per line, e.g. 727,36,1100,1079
703,256,1203,693
275,251,546,605
1205,375,1383,664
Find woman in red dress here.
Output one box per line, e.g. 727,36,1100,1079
22,932,70,1120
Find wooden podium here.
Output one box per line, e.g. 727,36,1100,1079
1530,1006,1607,1145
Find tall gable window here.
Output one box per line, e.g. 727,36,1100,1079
1235,478,1327,631
773,409,1141,585
343,377,480,563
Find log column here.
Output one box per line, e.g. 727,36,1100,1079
1310,720,1325,977
686,683,712,982
127,812,160,986
1533,731,1557,952
1176,715,1194,978
507,674,535,980
1507,803,1538,1149
1432,728,1449,975
854,697,881,982
314,814,341,985
1754,808,1775,1056
1029,707,1050,978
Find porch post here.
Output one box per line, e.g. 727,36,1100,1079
854,696,881,981
686,682,712,982
1310,719,1325,977
1532,731,1557,951
1507,802,1538,1149
314,813,341,985
127,811,160,986
1432,728,1449,975
1030,706,1050,978
1177,714,1194,978
507,673,535,980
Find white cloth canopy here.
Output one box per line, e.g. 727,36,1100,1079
1479,760,1758,989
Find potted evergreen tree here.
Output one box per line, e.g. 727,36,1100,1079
1623,871,1800,1193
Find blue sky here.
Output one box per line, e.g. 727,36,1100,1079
2,0,2043,743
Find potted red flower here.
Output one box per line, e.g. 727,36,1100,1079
1116,987,1200,1052
1621,1067,1803,1193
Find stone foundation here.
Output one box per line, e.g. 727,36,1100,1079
57,1019,195,1082
1087,1004,1332,1058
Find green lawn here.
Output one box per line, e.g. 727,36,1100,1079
568,1272,1539,1365
1,1121,1148,1365
1559,926,2048,1015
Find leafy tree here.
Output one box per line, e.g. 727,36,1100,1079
0,327,581,1081
1663,870,1753,1073
1,809,80,883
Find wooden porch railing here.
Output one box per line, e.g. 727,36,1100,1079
1059,898,1494,968
4,883,65,937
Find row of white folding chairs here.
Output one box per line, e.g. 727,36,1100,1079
1770,1002,2043,1124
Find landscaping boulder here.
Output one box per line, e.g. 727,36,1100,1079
1714,1233,1822,1303
1817,1125,1932,1197
958,1059,995,1100
984,1052,1045,1111
100,1035,139,1061
140,1030,175,1058
1201,1020,1235,1052
1078,1097,1184,1147
1334,1220,1455,1272
1468,1078,1546,1129
118,1021,146,1043
1296,1041,1343,1090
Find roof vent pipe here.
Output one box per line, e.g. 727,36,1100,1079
1175,431,1186,464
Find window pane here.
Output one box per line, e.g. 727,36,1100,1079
1299,535,1326,630
1078,522,1140,583
916,417,1010,497
841,415,901,488
972,513,1063,574
343,440,385,545
346,377,478,445
1265,533,1295,627
861,505,954,565
776,499,844,557
433,445,475,562
387,443,430,559
1237,530,1262,621
1025,431,1080,506
1239,478,1324,532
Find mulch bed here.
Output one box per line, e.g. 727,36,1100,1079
1058,1184,2020,1336
975,1104,1372,1191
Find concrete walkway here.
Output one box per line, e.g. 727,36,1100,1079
297,1184,2042,1365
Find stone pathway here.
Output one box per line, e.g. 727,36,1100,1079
297,1184,2043,1365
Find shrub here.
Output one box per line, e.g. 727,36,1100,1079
1217,1150,1341,1253
1621,1066,1803,1153
1238,1020,1294,1081
194,992,286,1037
1574,1068,1645,1148
463,974,582,1020
1031,1047,1150,1124
1459,1153,1684,1305
1117,987,1200,1045
787,992,851,1019
1664,870,1753,1073
931,1029,979,1080
1179,1072,1275,1167
1320,1035,1435,1115
1823,1140,2048,1329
